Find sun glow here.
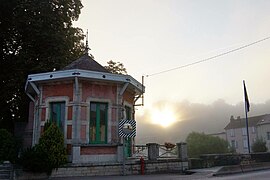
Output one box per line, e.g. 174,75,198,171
150,107,177,128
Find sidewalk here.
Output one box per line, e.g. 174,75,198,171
186,162,270,177
189,166,224,173
186,166,224,177
212,162,270,176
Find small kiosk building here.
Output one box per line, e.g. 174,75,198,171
25,53,144,163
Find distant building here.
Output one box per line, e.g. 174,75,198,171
256,115,270,151
224,114,270,154
208,132,227,141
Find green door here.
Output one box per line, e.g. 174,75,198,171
124,106,132,157
124,137,132,157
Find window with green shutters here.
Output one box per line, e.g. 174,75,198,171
90,102,108,144
50,102,65,132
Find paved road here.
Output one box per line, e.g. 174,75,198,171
52,169,270,180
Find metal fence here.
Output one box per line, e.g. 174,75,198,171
132,145,148,159
132,143,179,160
158,144,177,158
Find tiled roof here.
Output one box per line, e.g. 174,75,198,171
62,54,109,73
257,115,270,125
224,114,270,130
208,132,226,136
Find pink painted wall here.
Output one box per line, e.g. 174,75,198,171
81,81,117,103
81,146,117,155
42,82,74,103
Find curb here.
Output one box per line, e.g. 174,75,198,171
213,163,270,176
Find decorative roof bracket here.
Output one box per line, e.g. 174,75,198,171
30,81,40,95
119,82,129,96
26,92,35,102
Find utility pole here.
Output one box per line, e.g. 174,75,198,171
243,80,250,153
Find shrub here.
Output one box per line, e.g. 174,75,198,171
252,138,268,152
20,147,47,172
186,132,229,158
0,129,17,163
44,121,51,132
37,123,67,172
20,123,66,174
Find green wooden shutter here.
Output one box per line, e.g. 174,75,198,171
90,102,108,144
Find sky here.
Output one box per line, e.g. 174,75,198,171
73,0,270,142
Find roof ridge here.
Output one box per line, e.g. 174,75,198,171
62,54,110,73
225,114,270,130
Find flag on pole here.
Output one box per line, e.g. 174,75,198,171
243,80,250,112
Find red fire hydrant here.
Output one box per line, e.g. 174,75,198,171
140,157,145,175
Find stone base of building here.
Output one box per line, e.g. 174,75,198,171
14,159,189,179
51,159,189,177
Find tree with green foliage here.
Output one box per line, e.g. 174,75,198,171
20,122,66,174
252,138,268,152
37,122,67,173
104,60,127,74
0,0,85,132
0,129,17,163
186,132,229,158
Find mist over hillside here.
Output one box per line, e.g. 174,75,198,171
136,99,270,144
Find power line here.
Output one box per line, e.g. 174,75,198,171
146,36,270,77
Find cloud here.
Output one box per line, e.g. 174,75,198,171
136,99,270,144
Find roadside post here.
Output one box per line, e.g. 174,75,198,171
119,119,136,175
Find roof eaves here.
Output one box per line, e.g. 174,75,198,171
25,69,144,94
